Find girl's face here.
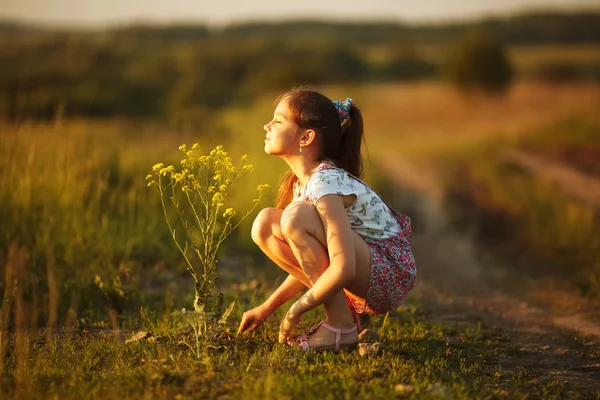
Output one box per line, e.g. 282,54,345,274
263,98,302,156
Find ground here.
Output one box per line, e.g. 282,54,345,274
364,81,600,397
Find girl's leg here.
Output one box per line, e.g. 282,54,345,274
251,207,312,288
252,203,372,347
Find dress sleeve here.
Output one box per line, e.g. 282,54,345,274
306,169,357,205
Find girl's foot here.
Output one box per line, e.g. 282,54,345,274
288,321,358,352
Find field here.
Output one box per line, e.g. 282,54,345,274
1,80,600,398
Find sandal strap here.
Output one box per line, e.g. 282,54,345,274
320,322,357,351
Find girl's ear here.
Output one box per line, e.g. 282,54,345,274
300,128,317,146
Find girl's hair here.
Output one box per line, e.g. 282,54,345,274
275,89,365,209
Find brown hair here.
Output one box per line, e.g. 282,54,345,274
274,89,365,209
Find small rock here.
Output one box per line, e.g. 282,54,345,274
427,383,451,398
358,342,383,356
358,329,380,342
126,331,150,344
394,384,415,394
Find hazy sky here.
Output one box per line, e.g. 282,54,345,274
3,0,599,27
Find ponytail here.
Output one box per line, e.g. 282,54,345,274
334,105,364,179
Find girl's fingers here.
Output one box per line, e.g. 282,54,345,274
239,317,259,334
238,316,251,333
278,325,289,343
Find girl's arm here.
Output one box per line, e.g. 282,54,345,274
262,274,306,315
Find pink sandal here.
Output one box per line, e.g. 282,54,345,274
288,321,358,352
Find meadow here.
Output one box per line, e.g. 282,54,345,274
1,80,600,398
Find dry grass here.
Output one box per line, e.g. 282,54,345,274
330,81,600,197
508,44,600,73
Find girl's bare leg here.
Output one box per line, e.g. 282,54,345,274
251,203,372,347
251,207,312,288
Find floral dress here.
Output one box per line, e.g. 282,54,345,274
293,160,417,314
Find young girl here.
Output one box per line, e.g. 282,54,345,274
238,89,417,352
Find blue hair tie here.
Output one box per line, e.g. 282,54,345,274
333,98,353,124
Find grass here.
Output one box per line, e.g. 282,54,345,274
439,117,600,296
413,43,600,79
1,288,585,400
507,44,600,78
1,81,600,398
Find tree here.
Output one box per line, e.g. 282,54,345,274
442,31,514,95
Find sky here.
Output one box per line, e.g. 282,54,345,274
2,0,600,27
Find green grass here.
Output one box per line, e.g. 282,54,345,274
0,287,583,400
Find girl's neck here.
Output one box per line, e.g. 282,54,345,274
285,156,325,190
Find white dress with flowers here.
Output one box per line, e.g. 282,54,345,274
293,161,401,239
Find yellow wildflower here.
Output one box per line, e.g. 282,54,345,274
212,192,225,207
222,208,236,218
241,155,249,162
145,174,152,180
192,143,199,150
178,144,187,152
257,184,271,192
152,163,164,171
173,173,184,182
159,165,175,176
243,165,255,173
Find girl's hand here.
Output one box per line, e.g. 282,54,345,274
238,304,271,334
278,307,302,344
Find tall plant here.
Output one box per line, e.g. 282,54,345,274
147,144,269,317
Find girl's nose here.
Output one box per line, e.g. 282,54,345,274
263,123,269,132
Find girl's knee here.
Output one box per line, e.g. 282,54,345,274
280,201,318,239
251,208,279,244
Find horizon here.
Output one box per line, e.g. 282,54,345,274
2,0,600,29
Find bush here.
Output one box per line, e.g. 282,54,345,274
442,32,514,95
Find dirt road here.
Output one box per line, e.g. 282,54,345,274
376,153,600,395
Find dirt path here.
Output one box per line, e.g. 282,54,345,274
503,149,600,208
377,155,600,395
416,283,600,395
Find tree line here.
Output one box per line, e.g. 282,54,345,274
0,11,598,123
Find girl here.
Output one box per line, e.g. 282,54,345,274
238,89,416,352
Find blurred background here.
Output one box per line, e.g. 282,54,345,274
1,0,600,328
